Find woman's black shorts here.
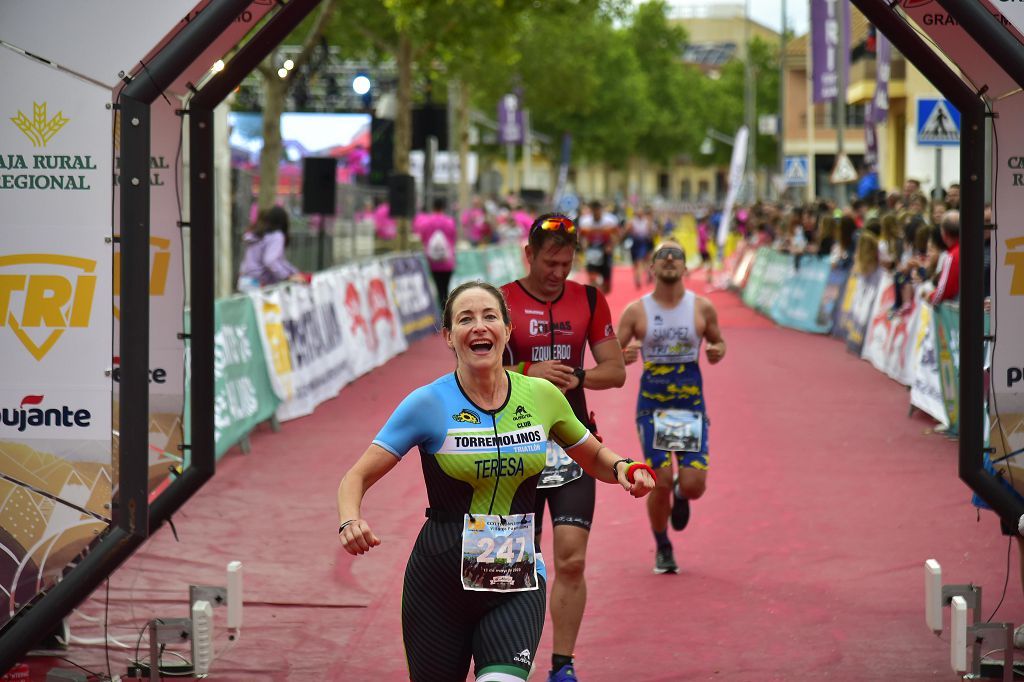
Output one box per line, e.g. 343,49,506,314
402,519,547,681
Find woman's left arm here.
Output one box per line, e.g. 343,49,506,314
540,379,653,495
566,434,655,497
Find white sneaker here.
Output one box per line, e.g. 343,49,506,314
1013,624,1024,649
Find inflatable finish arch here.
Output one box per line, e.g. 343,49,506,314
0,0,323,669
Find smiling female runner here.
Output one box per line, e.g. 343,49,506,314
337,281,656,682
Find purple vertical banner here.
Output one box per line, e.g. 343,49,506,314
864,115,878,167
811,0,851,103
872,31,891,124
497,93,523,145
553,133,573,208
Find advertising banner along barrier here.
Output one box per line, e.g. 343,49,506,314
277,277,354,422
385,254,441,343
450,243,527,294
250,288,298,405
214,296,281,459
336,264,380,380
844,269,885,355
770,256,833,333
860,278,898,374
934,303,960,435
815,266,851,336
361,260,409,367
881,298,921,387
910,302,949,427
741,248,791,314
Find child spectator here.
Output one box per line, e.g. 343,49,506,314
237,206,306,291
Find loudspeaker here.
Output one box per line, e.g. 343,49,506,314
388,174,416,219
302,157,337,215
369,117,394,186
412,105,448,151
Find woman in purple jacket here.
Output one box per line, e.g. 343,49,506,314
237,206,306,291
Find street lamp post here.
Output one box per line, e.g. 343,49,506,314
835,0,848,209
744,0,756,203
778,0,787,200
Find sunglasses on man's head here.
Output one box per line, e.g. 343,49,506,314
653,247,685,260
530,216,576,236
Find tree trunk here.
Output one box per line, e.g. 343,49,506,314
255,0,335,212
258,67,286,211
395,31,413,251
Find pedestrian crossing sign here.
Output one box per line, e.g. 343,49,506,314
917,98,960,146
784,156,809,186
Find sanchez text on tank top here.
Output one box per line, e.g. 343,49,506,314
637,290,706,417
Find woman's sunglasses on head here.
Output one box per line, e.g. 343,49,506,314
654,247,685,260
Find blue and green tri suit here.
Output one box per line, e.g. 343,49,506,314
635,290,711,471
373,371,588,681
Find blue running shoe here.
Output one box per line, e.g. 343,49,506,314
548,664,578,681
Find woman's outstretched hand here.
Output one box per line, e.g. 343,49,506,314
617,463,656,498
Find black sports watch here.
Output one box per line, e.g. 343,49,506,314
612,458,634,479
572,367,586,385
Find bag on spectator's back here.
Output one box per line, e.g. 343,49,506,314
426,229,452,262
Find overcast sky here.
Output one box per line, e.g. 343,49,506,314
663,0,810,36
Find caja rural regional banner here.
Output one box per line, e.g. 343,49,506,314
0,46,113,626
990,95,1024,466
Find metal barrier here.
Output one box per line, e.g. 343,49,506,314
230,174,399,277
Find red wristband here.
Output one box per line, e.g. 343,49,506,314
626,462,656,484
522,361,532,376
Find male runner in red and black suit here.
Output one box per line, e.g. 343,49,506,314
501,213,626,682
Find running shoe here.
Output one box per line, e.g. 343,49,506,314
671,477,691,532
654,547,678,574
548,664,578,681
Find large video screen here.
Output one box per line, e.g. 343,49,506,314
228,111,371,191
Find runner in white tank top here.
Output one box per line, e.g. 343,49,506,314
615,241,727,574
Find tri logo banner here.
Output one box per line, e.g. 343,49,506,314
0,40,114,626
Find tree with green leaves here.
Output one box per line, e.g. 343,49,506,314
253,0,337,210
702,35,781,174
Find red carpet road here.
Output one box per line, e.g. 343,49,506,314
41,265,1020,681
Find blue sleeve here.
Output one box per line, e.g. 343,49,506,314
372,385,440,459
